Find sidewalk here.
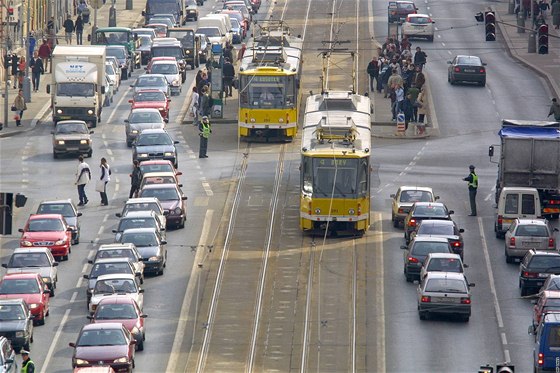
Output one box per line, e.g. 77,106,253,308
0,2,144,138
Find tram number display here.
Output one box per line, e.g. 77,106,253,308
318,159,349,167
251,76,283,83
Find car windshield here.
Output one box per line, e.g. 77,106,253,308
118,218,157,231
27,218,64,232
196,27,221,37
140,187,179,201
94,278,137,294
411,242,450,256
135,91,166,102
400,190,433,203
150,18,174,27
90,263,132,277
516,225,549,237
129,111,163,123
95,249,136,261
397,2,415,10
231,19,241,29
105,64,116,75
456,56,481,66
9,253,50,267
55,123,89,134
413,205,448,217
57,82,95,97
37,203,75,217
0,305,26,320
529,256,560,270
417,224,454,236
96,303,138,320
138,35,153,47
136,132,173,146
137,76,167,87
107,48,127,59
0,279,40,294
77,329,127,346
121,232,159,247
124,202,161,215
169,31,194,46
151,63,179,74
427,258,462,272
140,164,174,173
425,278,467,293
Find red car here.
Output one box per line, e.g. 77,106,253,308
144,23,168,38
128,89,170,121
532,290,560,330
19,214,72,261
70,323,136,372
88,296,147,351
0,273,50,325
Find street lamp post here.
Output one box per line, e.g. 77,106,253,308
22,0,31,103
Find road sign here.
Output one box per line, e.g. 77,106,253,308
91,0,103,10
397,113,406,135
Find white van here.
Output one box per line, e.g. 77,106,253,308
495,187,542,238
198,16,232,45
205,13,233,35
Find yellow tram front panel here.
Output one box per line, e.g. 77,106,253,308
300,196,370,231
238,107,298,138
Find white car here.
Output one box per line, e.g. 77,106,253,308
402,14,435,41
103,74,114,107
419,253,466,283
2,247,59,296
89,274,144,314
390,186,438,228
149,60,182,95
105,62,120,92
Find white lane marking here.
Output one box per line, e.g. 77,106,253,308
106,149,113,156
491,184,496,192
166,209,214,373
448,50,452,55
441,42,445,47
504,350,511,363
76,276,83,288
437,34,442,38
97,225,104,236
40,308,72,373
87,250,95,261
202,182,213,196
501,332,508,345
374,212,386,373
485,193,492,201
70,291,79,303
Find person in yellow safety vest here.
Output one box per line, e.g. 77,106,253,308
463,164,478,216
21,350,35,373
198,116,211,158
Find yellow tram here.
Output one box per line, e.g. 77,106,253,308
300,91,372,235
237,22,303,141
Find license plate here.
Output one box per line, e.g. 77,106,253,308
58,116,71,119
464,69,475,73
522,241,537,247
432,297,460,303
537,281,544,286
67,148,79,151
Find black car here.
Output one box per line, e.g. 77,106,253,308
401,236,453,282
132,129,179,168
519,250,560,296
403,202,454,244
167,28,201,68
106,46,133,80
447,55,486,86
412,219,465,259
0,299,33,352
119,228,168,276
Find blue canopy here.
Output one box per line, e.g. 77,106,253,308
499,126,560,139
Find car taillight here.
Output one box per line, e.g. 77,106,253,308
452,241,462,248
538,352,544,366
479,67,485,73
454,67,461,72
408,219,416,227
523,271,538,278
398,208,404,214
421,296,430,303
509,237,516,246
460,297,471,304
408,256,418,263
497,215,503,226
549,238,555,248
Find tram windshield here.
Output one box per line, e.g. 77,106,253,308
239,75,296,109
301,157,369,198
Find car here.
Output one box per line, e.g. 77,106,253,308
417,272,474,322
139,172,182,190
230,18,243,44
520,250,560,296
412,219,465,259
105,62,120,92
532,290,560,332
185,0,199,21
83,258,140,308
132,129,179,168
89,244,145,284
195,26,226,49
2,248,59,297
88,296,147,351
0,336,17,372
147,53,186,82
103,73,115,107
420,253,466,283
51,120,93,159
0,273,50,326
223,1,252,23
390,186,438,228
116,197,167,229
139,160,182,180
36,199,82,245
403,202,454,244
505,218,558,263
128,90,170,122
148,60,182,95
196,33,213,63
119,228,168,275
18,214,73,261
402,236,452,282
167,28,200,69
149,16,175,29
138,184,187,229
388,0,417,23
530,312,560,372
105,56,122,85
124,108,166,147
447,55,487,86
112,211,166,242
69,323,136,371
133,27,157,39
402,14,435,41
219,9,248,37
106,45,133,80
131,74,170,97
145,23,169,38
541,274,560,293
88,274,144,315
0,300,33,352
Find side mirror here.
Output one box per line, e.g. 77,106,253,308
178,183,183,187
390,194,395,198
116,213,122,217
161,240,168,245
176,171,183,175
182,196,188,200
139,288,145,293
135,272,142,277
142,10,146,16
69,342,76,348
434,195,440,200
141,314,148,318
90,130,94,134
554,228,559,232
87,260,94,264
463,263,469,268
164,118,169,123
18,228,24,233
469,283,475,287
53,262,59,267
459,228,465,233
1,264,7,268
77,212,83,217
400,245,408,250
447,61,452,64
128,99,133,103
67,227,73,232
174,140,179,144
489,145,494,157
87,315,93,320
130,85,135,88
124,119,129,123
44,289,50,294
83,274,90,279
482,62,487,66
112,229,118,233
448,210,455,215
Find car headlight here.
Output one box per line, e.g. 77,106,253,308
29,303,39,309
80,139,89,144
164,152,174,157
55,239,67,245
114,357,129,363
75,359,89,365
87,109,94,115
20,241,32,247
42,277,51,284
15,331,24,337
56,109,63,114
172,80,180,86
131,326,140,335
138,153,148,158
131,129,139,134
159,107,166,111
148,256,161,262
173,207,182,215
185,50,191,54
57,140,65,145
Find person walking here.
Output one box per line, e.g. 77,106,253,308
413,47,427,70
98,158,111,206
13,89,26,127
237,43,246,62
63,15,74,44
540,0,550,18
367,57,379,92
393,82,405,122
75,155,91,206
416,87,428,125
552,0,560,28
75,15,84,45
463,165,478,216
549,98,560,120
21,350,35,373
407,83,420,122
402,93,414,131
17,56,26,88
129,160,143,198
188,86,199,125
198,116,211,158
222,57,235,97
29,51,44,92
380,60,392,97
38,39,52,73
523,0,532,18
10,54,19,88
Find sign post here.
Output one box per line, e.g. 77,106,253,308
396,112,406,135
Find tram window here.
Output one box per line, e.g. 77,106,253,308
314,167,357,197
302,157,313,194
359,160,369,195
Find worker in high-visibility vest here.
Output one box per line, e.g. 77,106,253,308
463,165,478,216
198,116,211,158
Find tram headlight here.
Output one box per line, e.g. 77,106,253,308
250,118,256,123
314,208,321,214
348,208,355,215
278,118,284,123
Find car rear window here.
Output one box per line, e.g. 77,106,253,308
411,242,450,256
516,225,549,237
529,256,560,269
456,56,481,65
408,16,429,24
417,223,454,235
400,190,432,203
425,278,467,293
413,205,447,217
544,299,560,307
398,3,415,10
546,278,560,291
427,258,463,272
547,325,560,347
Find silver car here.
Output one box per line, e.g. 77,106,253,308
505,218,558,263
113,210,166,242
390,186,438,228
89,243,145,284
131,74,171,97
417,272,474,322
83,257,139,307
2,248,59,296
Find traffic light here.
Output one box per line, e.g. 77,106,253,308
538,23,549,54
496,363,514,373
485,11,496,41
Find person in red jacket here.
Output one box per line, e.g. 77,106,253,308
38,39,52,72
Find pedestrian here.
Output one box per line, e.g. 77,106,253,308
129,160,143,198
28,32,36,58
416,87,429,125
17,56,26,88
463,165,478,216
540,0,550,18
532,0,541,24
223,42,234,62
21,350,35,373
75,15,84,45
82,5,91,24
393,82,405,122
552,0,560,28
367,56,379,91
412,65,426,90
401,35,412,51
63,15,74,44
75,155,91,206
10,54,19,88
380,61,392,97
198,116,211,158
402,93,414,130
200,87,212,117
548,98,560,120
387,68,403,100
188,86,199,125
98,157,111,206
523,0,532,18
402,63,415,91
413,47,427,70
407,83,420,122
237,42,246,62
222,57,235,97
13,89,26,127
29,51,44,92
38,39,52,73
77,0,87,16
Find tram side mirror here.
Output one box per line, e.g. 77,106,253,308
489,145,494,157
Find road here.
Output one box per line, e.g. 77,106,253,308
0,0,556,372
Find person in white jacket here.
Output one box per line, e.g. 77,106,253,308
99,157,111,206
75,156,91,206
